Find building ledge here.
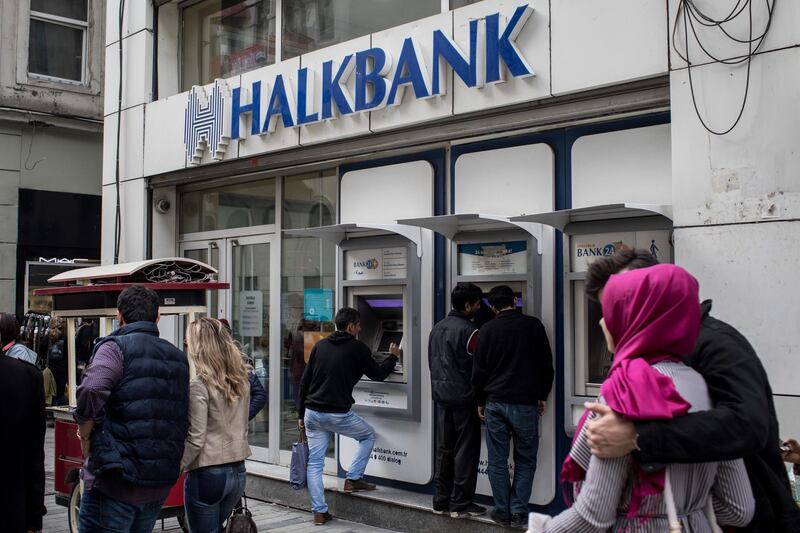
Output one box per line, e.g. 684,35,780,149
245,461,507,532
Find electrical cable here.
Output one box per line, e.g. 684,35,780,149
114,0,126,264
673,0,775,136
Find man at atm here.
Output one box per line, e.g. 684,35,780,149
428,282,487,519
472,285,554,528
298,307,401,526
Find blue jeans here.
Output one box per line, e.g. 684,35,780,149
78,488,165,533
485,401,539,518
304,409,375,513
184,462,247,533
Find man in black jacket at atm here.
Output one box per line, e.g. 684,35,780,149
428,283,487,518
472,285,554,528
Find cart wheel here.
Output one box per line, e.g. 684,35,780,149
68,480,83,533
177,511,189,532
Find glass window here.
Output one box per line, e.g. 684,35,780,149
29,0,87,82
182,0,277,90
280,170,337,453
282,170,337,230
450,0,482,9
180,179,276,234
279,235,336,453
282,0,440,59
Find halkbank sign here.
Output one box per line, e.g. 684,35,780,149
185,4,534,165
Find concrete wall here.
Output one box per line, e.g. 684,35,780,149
0,119,102,311
668,1,800,435
0,0,105,120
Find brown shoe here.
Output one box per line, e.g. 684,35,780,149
314,512,333,525
343,478,377,493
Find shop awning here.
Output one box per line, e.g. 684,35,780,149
509,203,672,234
284,223,424,257
395,214,544,254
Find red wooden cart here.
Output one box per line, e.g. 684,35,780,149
35,258,228,532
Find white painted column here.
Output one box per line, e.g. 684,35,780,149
101,1,154,264
669,1,800,435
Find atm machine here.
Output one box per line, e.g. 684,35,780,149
511,203,673,432
398,213,557,506
286,222,432,484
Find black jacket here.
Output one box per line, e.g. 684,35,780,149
428,310,478,406
0,356,45,532
471,309,554,406
88,322,189,487
298,331,397,418
636,300,800,532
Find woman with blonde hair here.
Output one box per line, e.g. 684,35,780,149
182,317,251,533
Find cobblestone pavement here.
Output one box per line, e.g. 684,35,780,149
43,427,394,532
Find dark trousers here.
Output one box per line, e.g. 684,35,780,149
433,403,481,512
485,401,539,518
184,462,247,533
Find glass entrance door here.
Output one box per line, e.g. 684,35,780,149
179,239,225,319
227,234,279,461
181,234,279,462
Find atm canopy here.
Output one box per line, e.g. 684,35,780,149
510,203,672,234
34,257,229,316
395,214,544,254
284,223,424,257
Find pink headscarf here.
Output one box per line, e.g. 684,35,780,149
561,264,701,519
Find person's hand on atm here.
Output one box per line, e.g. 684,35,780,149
388,342,402,358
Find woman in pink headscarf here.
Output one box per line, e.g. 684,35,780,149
531,264,754,532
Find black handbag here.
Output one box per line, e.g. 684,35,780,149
224,494,257,533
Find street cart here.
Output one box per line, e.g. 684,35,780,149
34,258,229,532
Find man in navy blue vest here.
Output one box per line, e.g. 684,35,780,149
74,285,189,532
428,283,487,518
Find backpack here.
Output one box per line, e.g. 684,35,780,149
47,339,65,363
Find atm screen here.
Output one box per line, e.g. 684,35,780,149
377,331,403,353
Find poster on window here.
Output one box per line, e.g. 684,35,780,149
458,241,528,275
239,290,263,337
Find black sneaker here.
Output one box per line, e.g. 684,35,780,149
510,513,528,529
490,510,510,527
450,502,487,518
432,503,449,515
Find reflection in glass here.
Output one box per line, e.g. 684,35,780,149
231,241,271,449
282,170,336,230
182,0,277,90
282,0,440,59
587,297,613,384
280,236,335,454
180,179,276,234
182,247,220,319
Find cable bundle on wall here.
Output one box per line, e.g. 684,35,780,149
673,0,776,135
114,0,126,264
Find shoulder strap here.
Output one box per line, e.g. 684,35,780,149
664,468,682,533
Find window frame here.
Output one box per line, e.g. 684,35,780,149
15,0,102,94
178,0,280,92
28,3,89,85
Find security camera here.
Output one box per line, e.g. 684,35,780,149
155,198,171,214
